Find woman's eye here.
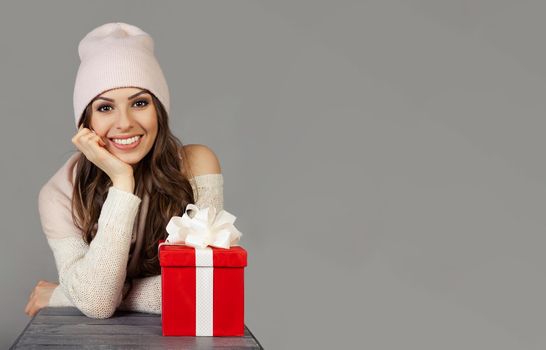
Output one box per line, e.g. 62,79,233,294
97,105,112,112
134,99,149,108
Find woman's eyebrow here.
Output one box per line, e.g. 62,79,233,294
94,90,148,103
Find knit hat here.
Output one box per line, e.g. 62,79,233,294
73,22,170,128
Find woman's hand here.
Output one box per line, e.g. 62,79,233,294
24,280,58,317
72,125,134,192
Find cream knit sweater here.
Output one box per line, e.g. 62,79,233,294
38,152,223,319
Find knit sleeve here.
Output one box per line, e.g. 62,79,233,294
189,173,224,213
39,182,142,319
117,173,225,314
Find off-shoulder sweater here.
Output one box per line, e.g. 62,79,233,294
38,152,224,319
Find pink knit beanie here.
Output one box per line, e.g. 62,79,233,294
73,22,170,128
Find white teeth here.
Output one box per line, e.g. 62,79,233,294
113,135,141,145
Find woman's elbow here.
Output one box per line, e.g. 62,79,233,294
79,302,117,319
65,285,123,319
72,294,120,319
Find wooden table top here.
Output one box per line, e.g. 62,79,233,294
11,307,263,349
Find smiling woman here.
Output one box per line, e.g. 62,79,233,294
26,22,225,319
83,87,159,167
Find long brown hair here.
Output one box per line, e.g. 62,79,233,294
71,90,195,277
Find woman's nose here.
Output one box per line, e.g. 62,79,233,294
115,108,135,130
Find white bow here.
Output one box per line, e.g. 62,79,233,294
165,204,242,249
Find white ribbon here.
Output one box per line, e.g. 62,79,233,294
195,247,213,336
164,204,242,249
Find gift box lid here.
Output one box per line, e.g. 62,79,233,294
159,244,247,267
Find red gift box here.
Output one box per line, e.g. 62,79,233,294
159,243,247,336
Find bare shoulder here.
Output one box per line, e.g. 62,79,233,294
180,144,222,178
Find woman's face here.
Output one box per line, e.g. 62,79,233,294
89,87,158,166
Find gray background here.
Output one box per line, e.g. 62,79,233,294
1,0,545,349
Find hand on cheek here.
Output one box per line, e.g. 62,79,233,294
88,127,107,148
72,125,134,184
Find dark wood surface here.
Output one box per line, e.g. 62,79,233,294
11,307,263,349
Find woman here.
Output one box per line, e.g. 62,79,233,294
24,23,224,318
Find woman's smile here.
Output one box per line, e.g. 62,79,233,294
109,134,144,150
